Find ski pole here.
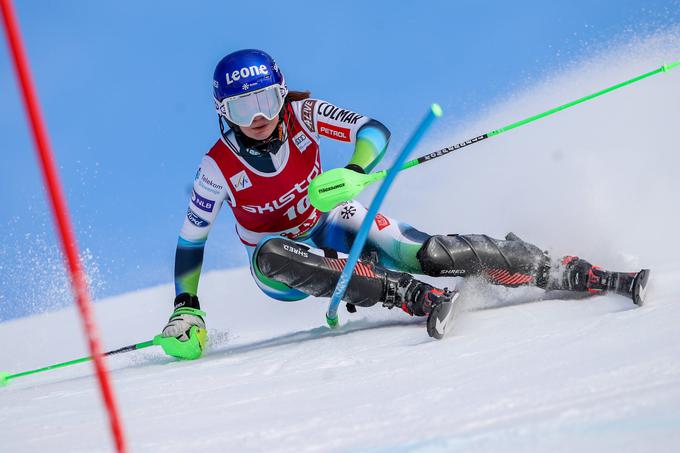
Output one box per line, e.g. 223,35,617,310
309,59,680,212
0,338,157,387
326,104,442,328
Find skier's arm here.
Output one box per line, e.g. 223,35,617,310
347,119,391,173
295,99,391,173
175,156,229,296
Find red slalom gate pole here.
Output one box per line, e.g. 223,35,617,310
0,2,127,452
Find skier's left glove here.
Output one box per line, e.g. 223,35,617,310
156,293,207,360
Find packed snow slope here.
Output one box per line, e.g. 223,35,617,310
2,32,680,452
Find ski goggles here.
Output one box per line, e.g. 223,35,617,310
216,84,285,127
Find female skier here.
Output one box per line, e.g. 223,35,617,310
159,49,649,359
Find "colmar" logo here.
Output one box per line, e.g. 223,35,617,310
317,102,363,125
225,65,269,85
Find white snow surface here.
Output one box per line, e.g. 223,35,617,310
2,32,680,452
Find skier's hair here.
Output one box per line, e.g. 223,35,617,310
285,90,311,102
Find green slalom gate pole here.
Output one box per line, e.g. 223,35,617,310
0,338,157,387
309,59,680,212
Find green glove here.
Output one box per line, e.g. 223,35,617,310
156,307,207,360
308,167,385,212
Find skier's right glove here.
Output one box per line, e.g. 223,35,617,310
156,293,207,360
344,163,365,174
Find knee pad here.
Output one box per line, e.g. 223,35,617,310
417,233,549,287
255,236,296,277
252,237,308,301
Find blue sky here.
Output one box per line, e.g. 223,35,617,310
1,0,679,320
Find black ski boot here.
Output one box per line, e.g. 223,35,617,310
560,256,651,306
396,279,460,339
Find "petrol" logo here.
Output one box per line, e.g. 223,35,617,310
318,122,350,142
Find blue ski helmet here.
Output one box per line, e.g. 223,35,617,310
213,49,288,127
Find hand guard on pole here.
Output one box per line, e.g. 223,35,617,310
159,295,208,360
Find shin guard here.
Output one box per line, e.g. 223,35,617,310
255,237,410,308
417,233,550,288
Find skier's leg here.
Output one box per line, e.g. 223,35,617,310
416,232,650,305
253,236,455,316
310,201,429,273
246,243,309,302
417,233,550,286
313,205,550,289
